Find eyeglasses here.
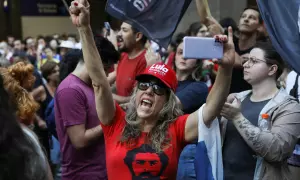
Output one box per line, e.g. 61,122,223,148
137,81,168,96
242,56,272,67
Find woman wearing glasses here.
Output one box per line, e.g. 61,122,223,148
221,41,300,180
69,0,235,179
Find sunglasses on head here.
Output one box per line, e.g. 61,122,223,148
137,81,168,96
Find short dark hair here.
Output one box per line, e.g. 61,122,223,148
243,6,263,24
59,49,82,82
185,22,203,36
37,35,44,41
219,17,238,32
94,35,120,66
79,35,120,69
255,41,284,79
132,27,148,45
40,60,58,82
173,33,185,52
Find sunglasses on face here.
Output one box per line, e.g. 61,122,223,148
137,81,168,96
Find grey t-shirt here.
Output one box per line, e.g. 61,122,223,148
223,95,270,180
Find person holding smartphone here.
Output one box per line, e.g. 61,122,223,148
68,0,235,179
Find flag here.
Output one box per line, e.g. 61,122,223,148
105,0,192,48
257,0,300,74
194,105,223,180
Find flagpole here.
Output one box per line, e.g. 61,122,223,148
61,0,71,15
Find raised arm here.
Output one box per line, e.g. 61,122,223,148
195,0,211,25
69,0,115,125
196,0,224,36
185,27,235,142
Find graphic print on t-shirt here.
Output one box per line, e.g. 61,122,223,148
124,144,169,180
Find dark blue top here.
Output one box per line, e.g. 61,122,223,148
223,94,270,180
176,79,208,180
45,99,57,139
176,80,208,114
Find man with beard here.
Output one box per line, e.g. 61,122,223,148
124,144,169,180
111,22,148,104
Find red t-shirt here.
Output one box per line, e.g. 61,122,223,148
101,104,189,180
116,50,147,96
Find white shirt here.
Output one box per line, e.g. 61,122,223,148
285,71,300,100
285,71,300,155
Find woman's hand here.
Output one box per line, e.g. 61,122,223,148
206,16,224,36
69,0,90,28
212,27,235,68
221,96,243,121
226,93,237,103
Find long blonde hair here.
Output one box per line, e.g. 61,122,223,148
120,87,183,152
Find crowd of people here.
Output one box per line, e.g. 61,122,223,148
0,0,299,180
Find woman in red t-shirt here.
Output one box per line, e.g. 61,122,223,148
69,1,235,179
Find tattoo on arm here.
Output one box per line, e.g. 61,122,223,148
234,118,261,147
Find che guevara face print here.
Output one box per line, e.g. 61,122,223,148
124,144,169,180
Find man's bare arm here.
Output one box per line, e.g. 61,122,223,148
196,0,210,25
67,124,103,149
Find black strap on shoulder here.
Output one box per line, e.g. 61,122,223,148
289,74,299,102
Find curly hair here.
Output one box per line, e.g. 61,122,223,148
0,63,39,125
0,74,48,180
8,62,36,89
120,87,183,152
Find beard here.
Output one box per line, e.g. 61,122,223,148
118,45,130,53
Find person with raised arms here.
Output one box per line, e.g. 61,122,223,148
69,0,235,179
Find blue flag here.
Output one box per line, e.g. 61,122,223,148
257,0,300,74
194,105,223,180
105,0,191,48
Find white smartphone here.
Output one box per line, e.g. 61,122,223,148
183,37,223,60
